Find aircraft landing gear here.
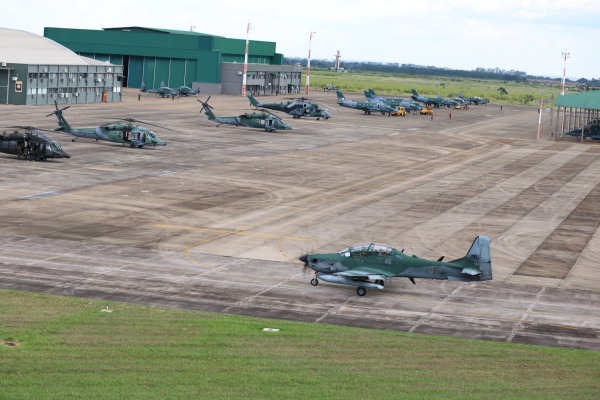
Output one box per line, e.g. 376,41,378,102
310,278,319,286
357,287,366,296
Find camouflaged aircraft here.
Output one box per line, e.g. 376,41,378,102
300,236,491,296
247,95,330,120
198,97,291,132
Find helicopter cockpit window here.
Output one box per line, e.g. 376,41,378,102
148,132,156,139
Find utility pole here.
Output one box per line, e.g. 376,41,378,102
537,90,544,140
241,20,252,97
561,51,570,95
305,31,315,94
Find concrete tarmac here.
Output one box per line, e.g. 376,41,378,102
1,89,599,351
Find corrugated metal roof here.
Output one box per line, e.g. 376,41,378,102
103,26,220,37
0,28,104,65
553,91,600,110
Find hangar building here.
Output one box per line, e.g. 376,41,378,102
44,27,303,96
0,28,123,105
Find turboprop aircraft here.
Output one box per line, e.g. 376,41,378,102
198,97,291,132
140,81,179,98
456,93,489,105
336,91,396,115
411,89,459,108
364,89,422,111
299,236,491,296
247,95,330,120
47,101,168,148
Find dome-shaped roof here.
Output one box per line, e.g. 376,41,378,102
0,28,99,65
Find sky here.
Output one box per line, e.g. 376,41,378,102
2,0,598,79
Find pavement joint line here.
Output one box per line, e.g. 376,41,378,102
507,286,547,343
220,272,292,313
314,296,355,323
155,224,310,242
408,282,466,333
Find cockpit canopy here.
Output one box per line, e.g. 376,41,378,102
339,243,394,257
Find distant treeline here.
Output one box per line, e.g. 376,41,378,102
283,57,599,87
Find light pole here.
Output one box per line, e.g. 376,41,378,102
305,31,315,94
561,51,570,95
241,20,252,97
537,90,544,140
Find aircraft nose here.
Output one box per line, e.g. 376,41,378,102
299,255,308,263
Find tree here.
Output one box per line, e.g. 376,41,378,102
497,87,508,95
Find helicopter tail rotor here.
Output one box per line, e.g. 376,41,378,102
46,100,70,117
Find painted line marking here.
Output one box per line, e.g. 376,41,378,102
152,170,178,176
19,191,62,200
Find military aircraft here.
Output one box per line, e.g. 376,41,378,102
364,89,422,111
0,126,70,160
176,86,199,96
322,84,338,92
198,97,291,132
456,93,488,105
47,101,168,148
411,89,459,108
140,81,179,98
336,91,397,115
299,236,491,296
247,95,330,120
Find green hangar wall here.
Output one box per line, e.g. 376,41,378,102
44,27,282,90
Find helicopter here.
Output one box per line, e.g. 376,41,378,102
0,126,70,160
198,97,292,133
47,101,168,148
247,95,330,120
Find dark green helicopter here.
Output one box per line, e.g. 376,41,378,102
198,97,291,132
47,101,169,148
247,95,330,120
0,126,70,160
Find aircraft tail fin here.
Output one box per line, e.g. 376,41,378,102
197,97,216,121
46,100,72,132
411,89,419,97
247,95,261,108
336,90,345,102
450,236,492,281
364,90,374,99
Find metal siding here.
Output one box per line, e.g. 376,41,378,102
128,56,144,89
155,58,171,87
143,58,156,89
169,59,185,87
185,59,197,86
554,92,600,110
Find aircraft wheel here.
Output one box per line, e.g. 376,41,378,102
357,287,367,296
310,278,319,286
72,139,76,142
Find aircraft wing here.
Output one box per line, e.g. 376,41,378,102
337,268,391,281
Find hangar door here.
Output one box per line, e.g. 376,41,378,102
0,68,8,104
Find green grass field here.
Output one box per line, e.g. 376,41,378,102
1,290,599,399
307,69,562,106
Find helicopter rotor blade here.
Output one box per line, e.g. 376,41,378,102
105,118,182,133
197,96,214,110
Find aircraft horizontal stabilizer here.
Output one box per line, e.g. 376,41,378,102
461,267,481,276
